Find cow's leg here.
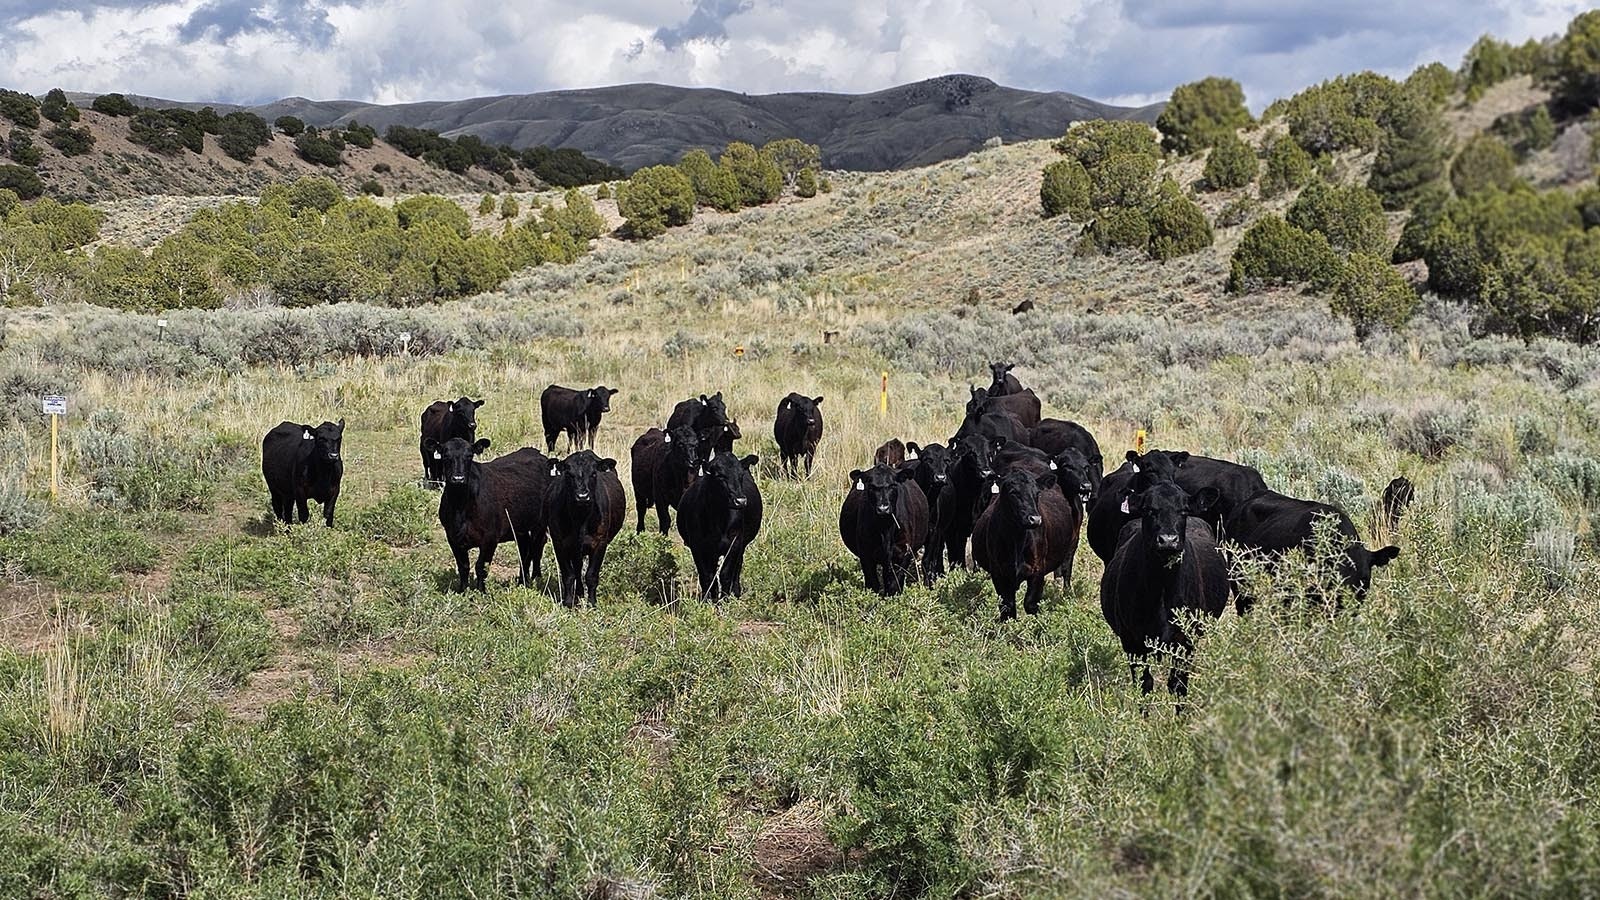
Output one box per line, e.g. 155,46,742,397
860,558,881,594
296,497,310,524
656,501,672,535
692,549,718,602
544,430,558,454
725,542,749,598
585,546,606,607
804,450,815,478
1023,575,1044,615
475,542,497,592
635,495,649,533
323,491,338,528
995,576,1019,621
452,545,471,593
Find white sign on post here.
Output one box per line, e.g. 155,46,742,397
42,395,66,416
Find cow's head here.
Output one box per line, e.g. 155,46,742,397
450,398,484,433
700,392,729,421
990,468,1055,529
429,435,490,485
663,425,703,469
1127,480,1217,564
699,452,759,509
1050,446,1096,506
907,441,953,488
551,451,616,507
782,393,823,427
952,432,1005,482
987,362,1015,393
587,386,619,413
850,463,917,519
1338,541,1401,601
306,419,345,462
965,385,992,418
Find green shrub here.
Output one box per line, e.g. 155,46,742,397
595,182,612,200
1260,135,1314,198
39,89,77,125
6,129,42,167
1286,180,1389,256
1461,35,1516,101
1146,179,1213,260
1330,252,1418,336
395,195,471,237
1420,185,1580,298
760,137,821,188
1227,215,1339,292
294,130,343,167
1201,132,1258,190
1405,62,1457,108
1451,134,1519,195
1053,120,1160,169
500,195,519,219
1040,158,1091,219
545,188,605,242
270,176,342,215
343,120,377,149
1089,153,1157,209
1280,71,1401,154
478,194,496,215
274,115,306,137
129,110,191,155
1393,183,1453,262
372,162,391,174
0,165,42,200
719,141,782,206
794,168,818,198
517,144,623,187
0,90,40,128
1551,11,1600,112
1089,207,1152,254
217,111,271,162
1216,196,1261,228
1369,87,1450,209
678,149,739,211
1158,77,1253,154
90,93,139,117
359,179,383,196
618,165,695,238
44,124,94,157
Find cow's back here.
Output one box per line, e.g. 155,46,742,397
420,401,452,442
262,421,308,487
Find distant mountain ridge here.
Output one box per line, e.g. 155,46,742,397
72,75,1161,172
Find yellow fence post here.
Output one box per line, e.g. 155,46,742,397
879,371,888,418
1134,428,1147,455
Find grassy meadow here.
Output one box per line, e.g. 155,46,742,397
1,139,1599,897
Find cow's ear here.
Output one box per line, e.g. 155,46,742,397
1191,486,1221,514
336,418,345,431
586,389,595,398
990,482,1000,495
740,454,759,470
905,442,920,457
895,466,918,483
812,396,823,405
473,399,485,408
1123,491,1142,514
550,463,561,477
598,458,617,472
1171,451,1190,465
1035,471,1057,491
1372,545,1401,567
608,388,619,396
990,435,1007,454
781,399,789,410
423,438,438,454
1125,449,1140,464
302,429,313,440
472,438,491,455
1005,363,1014,373
969,383,978,397
849,469,864,489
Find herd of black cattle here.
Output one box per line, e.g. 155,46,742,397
260,364,1407,695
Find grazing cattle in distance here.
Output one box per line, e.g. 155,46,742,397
773,393,825,478
630,425,702,534
966,385,1042,429
1381,476,1416,533
429,437,549,592
540,385,618,452
987,363,1024,396
420,398,482,483
839,464,930,595
545,450,626,608
1088,450,1268,562
874,439,907,467
934,432,1007,573
262,419,345,526
678,451,764,601
1225,489,1400,610
973,468,1075,619
668,392,741,453
1028,418,1104,500
1099,480,1229,695
1011,299,1035,315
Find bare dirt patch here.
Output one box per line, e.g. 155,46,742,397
749,800,847,897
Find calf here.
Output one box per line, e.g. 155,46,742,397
1028,418,1103,499
262,419,344,526
933,433,1007,572
541,385,618,452
1381,476,1415,534
839,464,930,595
973,469,1075,620
545,450,626,607
429,437,549,592
1225,489,1400,610
1099,481,1229,695
987,362,1024,396
629,425,702,534
677,451,763,601
419,398,482,483
773,393,824,478
1087,450,1268,562
668,392,741,453
966,385,1042,429
874,439,907,467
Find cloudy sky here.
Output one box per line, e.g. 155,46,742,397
0,0,1592,109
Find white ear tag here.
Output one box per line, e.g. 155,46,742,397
302,430,312,440
663,433,672,443
549,464,559,477
698,466,707,477
908,450,918,460
432,451,442,460
990,483,1000,495
1131,463,1140,473
1120,497,1131,513
1049,461,1057,470
854,479,863,491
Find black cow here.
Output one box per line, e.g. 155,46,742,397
678,451,763,601
1381,476,1415,533
262,419,344,526
874,439,907,467
954,409,1030,445
429,437,549,592
1099,480,1229,695
987,362,1024,396
966,385,1042,429
991,442,1092,584
933,432,1007,573
773,393,824,478
419,398,482,483
540,385,618,453
1225,489,1400,609
897,442,954,583
1087,450,1268,562
629,425,702,534
1028,418,1103,500
545,450,626,608
840,464,930,595
668,392,741,453
973,468,1076,620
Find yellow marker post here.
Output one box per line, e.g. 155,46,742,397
879,371,888,418
1134,428,1147,455
43,395,66,502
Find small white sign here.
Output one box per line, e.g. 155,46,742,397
157,318,169,328
398,331,411,342
42,395,66,415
